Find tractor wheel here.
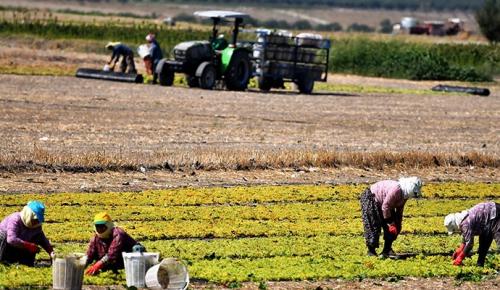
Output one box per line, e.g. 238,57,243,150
296,75,314,94
225,50,251,91
258,76,272,92
158,65,174,86
186,75,199,88
199,64,216,90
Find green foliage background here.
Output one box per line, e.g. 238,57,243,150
69,0,486,11
0,17,498,81
330,38,499,81
475,0,500,43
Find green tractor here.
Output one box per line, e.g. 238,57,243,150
155,11,252,90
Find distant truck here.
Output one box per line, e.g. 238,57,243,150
394,17,463,36
154,10,330,94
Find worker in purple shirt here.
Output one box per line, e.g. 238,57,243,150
444,201,500,267
85,212,144,275
105,42,137,74
360,177,423,257
0,201,54,266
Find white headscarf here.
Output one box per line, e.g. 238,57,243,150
20,205,41,229
398,176,423,199
444,210,468,234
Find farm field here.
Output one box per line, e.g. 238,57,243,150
0,73,498,194
0,183,499,289
0,1,499,289
0,72,498,289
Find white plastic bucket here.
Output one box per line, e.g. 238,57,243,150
145,258,189,290
122,252,160,288
52,253,87,290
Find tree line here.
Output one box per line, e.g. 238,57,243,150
85,0,485,11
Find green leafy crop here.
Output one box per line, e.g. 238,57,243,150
0,182,498,287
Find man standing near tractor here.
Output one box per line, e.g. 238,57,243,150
145,33,163,84
105,42,137,74
444,201,500,267
360,177,423,258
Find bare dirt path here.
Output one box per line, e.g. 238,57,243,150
1,74,498,155
0,74,498,194
1,167,497,195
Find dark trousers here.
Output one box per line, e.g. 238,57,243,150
0,231,36,266
477,203,500,266
360,189,397,251
120,54,137,74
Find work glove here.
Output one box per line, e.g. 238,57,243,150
50,251,56,260
452,243,465,260
85,260,104,276
453,251,466,266
388,223,398,236
22,241,40,254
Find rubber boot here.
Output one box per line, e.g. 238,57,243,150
367,245,377,257
379,240,396,259
152,73,158,85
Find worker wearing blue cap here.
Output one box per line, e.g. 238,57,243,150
0,201,54,266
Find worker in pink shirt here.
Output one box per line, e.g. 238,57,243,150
360,177,423,257
444,201,500,267
0,201,54,266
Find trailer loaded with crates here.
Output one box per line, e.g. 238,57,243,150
252,31,330,94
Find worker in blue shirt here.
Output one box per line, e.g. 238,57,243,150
105,42,137,74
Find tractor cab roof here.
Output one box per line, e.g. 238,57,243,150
194,11,249,20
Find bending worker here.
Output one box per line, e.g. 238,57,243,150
0,201,54,266
85,212,145,275
360,177,423,257
444,201,500,267
105,42,137,74
145,33,163,84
